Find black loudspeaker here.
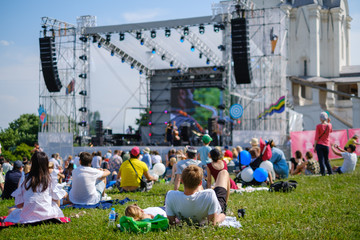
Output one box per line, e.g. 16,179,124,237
231,18,252,84
39,37,62,92
95,120,103,137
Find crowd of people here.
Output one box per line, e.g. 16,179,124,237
0,112,358,226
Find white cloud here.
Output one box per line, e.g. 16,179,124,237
0,40,14,46
122,9,163,23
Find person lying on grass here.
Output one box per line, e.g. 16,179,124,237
125,203,166,221
331,144,357,174
5,152,67,224
166,165,230,226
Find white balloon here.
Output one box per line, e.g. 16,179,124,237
259,161,275,179
153,163,166,176
241,167,254,182
148,169,156,176
152,174,159,181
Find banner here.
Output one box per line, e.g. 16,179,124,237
348,128,360,155
290,129,348,160
257,96,285,119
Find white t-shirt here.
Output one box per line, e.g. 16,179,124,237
49,158,60,169
165,189,222,224
91,156,101,168
143,207,167,218
73,156,80,167
69,166,104,205
175,159,202,175
151,155,162,165
340,152,358,173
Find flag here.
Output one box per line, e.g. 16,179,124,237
257,96,285,119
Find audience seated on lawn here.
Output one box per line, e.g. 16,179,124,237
69,152,110,205
166,165,230,225
5,152,67,224
269,141,289,179
304,151,320,175
290,150,307,175
2,160,23,200
117,147,157,192
174,146,202,190
125,203,166,220
331,144,357,174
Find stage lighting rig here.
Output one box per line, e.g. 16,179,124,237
79,36,88,42
130,64,134,69
139,70,143,75
151,30,156,38
105,34,111,42
121,57,125,63
199,53,203,59
218,45,226,51
206,59,210,65
183,27,189,36
165,29,171,37
190,46,195,52
170,61,174,67
79,55,87,61
79,73,87,78
180,36,185,42
140,39,144,45
152,48,156,54
92,35,97,43
214,25,220,32
79,107,87,112
136,31,142,40
119,33,125,41
111,50,115,56
98,42,102,48
78,121,87,127
79,90,87,96
199,25,205,34
161,54,166,60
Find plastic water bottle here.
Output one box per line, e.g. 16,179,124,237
108,208,116,227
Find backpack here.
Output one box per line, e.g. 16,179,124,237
269,180,298,192
119,214,169,233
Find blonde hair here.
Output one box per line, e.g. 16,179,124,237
24,164,31,174
231,148,238,158
125,204,144,221
48,162,54,169
181,165,203,189
169,157,177,166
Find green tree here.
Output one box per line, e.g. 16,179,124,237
136,108,150,127
13,143,33,160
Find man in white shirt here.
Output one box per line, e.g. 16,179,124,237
166,165,230,225
69,152,110,205
174,146,202,190
91,151,102,169
331,144,357,174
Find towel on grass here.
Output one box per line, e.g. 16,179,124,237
0,216,70,228
60,198,135,210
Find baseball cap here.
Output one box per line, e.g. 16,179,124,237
14,160,24,169
202,134,213,144
130,146,140,157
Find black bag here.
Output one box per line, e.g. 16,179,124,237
269,180,298,192
128,159,153,192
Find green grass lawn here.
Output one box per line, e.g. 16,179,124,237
1,159,360,239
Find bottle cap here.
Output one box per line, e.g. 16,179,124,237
111,208,115,210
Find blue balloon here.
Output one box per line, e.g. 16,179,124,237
253,168,268,182
240,150,251,165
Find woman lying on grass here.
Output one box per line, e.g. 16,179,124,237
5,152,67,224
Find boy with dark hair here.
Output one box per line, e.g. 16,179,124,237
69,152,110,205
174,146,202,190
331,144,357,174
166,165,230,225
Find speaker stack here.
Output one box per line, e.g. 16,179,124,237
231,18,252,84
39,37,62,92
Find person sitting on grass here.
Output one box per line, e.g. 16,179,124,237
117,147,157,192
5,152,67,224
304,151,320,175
331,144,357,174
206,148,238,189
290,150,307,175
2,160,23,200
69,152,110,205
173,146,202,190
166,165,230,226
125,203,166,221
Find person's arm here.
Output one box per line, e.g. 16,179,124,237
206,166,212,189
16,203,24,208
101,169,110,178
208,213,226,225
174,174,181,190
331,145,342,157
170,164,176,184
144,170,157,181
167,215,177,225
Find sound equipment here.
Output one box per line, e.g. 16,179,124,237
39,37,62,92
95,120,103,136
231,18,252,84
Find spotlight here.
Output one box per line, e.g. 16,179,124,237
161,54,166,60
213,66,217,71
218,45,226,51
152,48,156,54
150,30,156,38
199,25,205,34
106,34,111,42
78,121,87,127
149,133,152,137
78,107,87,112
199,53,203,59
98,42,102,48
164,110,168,114
170,61,174,67
119,33,125,41
136,31,142,40
79,90,87,96
79,55,87,61
206,58,210,65
190,45,195,52
148,122,152,125
111,50,115,56
164,122,168,125
183,27,189,36
165,29,171,37
149,110,152,114
140,39,144,45
180,36,185,43
139,70,143,75
79,74,87,79
130,64,134,69
79,36,87,42
219,24,225,30
177,68,181,73
121,57,125,63
214,25,220,33
92,35,98,43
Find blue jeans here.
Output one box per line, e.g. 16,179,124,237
316,144,333,175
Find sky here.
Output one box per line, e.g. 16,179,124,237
0,0,359,133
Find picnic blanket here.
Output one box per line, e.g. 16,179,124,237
60,198,135,210
1,216,71,228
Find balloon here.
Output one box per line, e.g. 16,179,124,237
152,174,159,181
148,169,156,176
259,161,275,179
241,167,254,182
153,163,166,176
253,168,268,182
240,150,251,165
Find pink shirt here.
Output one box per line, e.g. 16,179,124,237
315,123,332,146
